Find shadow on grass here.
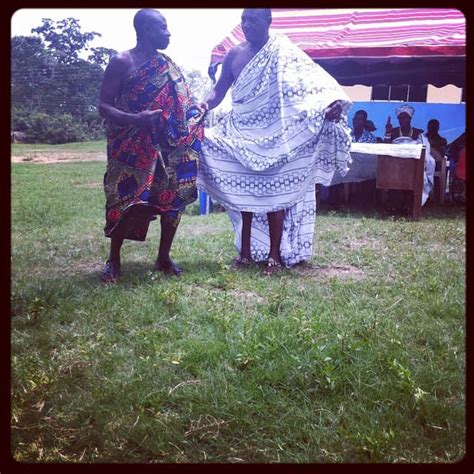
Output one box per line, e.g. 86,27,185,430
318,201,465,221
77,258,230,288
415,202,466,221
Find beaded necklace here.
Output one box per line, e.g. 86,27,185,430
399,127,413,138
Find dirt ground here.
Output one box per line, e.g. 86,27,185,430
11,151,107,164
293,262,366,280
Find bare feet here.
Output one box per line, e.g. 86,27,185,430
100,260,121,283
154,259,183,276
261,257,283,276
232,255,254,269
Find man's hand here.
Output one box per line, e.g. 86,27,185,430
208,64,218,84
136,109,163,127
199,102,209,114
324,101,343,122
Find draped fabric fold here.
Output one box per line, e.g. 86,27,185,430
199,34,352,266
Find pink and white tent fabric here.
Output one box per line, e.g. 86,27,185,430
209,8,465,87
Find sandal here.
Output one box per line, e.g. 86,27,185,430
154,259,183,276
262,257,283,275
100,260,121,283
232,256,254,269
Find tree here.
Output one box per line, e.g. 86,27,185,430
11,17,117,142
11,36,53,111
182,69,213,103
31,17,100,65
88,47,117,68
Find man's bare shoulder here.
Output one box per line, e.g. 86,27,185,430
107,50,134,73
227,43,249,58
222,43,250,71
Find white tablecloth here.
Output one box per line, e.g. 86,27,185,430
330,143,424,185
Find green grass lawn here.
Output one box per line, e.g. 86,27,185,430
11,159,465,463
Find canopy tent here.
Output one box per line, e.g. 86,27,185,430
209,8,466,87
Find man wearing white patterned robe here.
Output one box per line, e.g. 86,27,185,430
199,9,352,273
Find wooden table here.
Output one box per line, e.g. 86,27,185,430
350,143,426,220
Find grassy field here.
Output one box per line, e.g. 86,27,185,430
11,153,465,463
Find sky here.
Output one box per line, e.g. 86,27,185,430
11,8,242,76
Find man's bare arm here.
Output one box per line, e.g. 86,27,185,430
99,54,162,127
203,49,236,111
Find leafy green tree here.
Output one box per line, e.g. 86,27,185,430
11,17,116,142
88,47,117,68
182,68,213,103
11,36,53,111
31,17,100,65
24,112,87,144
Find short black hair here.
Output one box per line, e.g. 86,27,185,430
134,9,162,36
258,8,272,23
243,8,272,24
428,119,440,126
354,110,368,120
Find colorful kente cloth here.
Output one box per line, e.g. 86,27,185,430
104,53,204,241
198,33,352,266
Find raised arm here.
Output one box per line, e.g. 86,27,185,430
99,53,162,128
384,116,393,143
202,49,236,111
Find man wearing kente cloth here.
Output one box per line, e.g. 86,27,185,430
198,9,352,274
99,9,204,283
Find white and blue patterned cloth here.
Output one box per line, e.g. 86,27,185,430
198,33,352,266
351,129,378,144
391,134,436,206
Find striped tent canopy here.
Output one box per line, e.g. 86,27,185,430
209,8,466,87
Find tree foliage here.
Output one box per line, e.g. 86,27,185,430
11,18,222,144
88,47,117,68
11,17,117,143
182,68,213,103
31,17,100,65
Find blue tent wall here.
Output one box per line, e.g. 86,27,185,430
348,102,465,144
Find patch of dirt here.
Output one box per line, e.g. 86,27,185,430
75,261,104,273
52,261,104,277
13,261,104,282
12,152,106,164
345,238,385,251
293,262,366,280
74,182,103,189
227,289,266,303
185,414,227,440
